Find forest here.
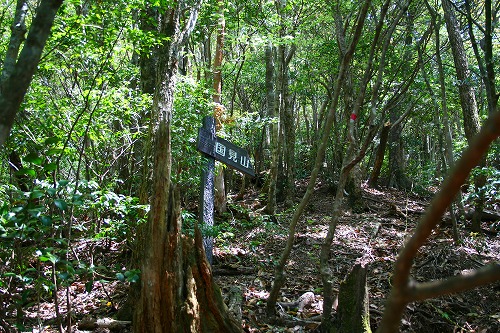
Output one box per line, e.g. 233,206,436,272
0,0,499,332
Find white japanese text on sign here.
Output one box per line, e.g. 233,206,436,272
215,142,250,170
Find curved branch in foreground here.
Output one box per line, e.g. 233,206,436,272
408,263,500,302
377,108,500,333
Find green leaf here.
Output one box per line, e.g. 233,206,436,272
47,148,63,156
116,273,125,282
24,153,43,165
45,137,61,145
85,280,94,293
40,216,52,226
28,208,43,217
12,206,24,213
58,180,70,187
30,190,45,199
38,252,58,264
44,163,58,172
54,199,68,211
125,271,140,283
15,168,36,177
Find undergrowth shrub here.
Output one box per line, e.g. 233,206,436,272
0,177,146,330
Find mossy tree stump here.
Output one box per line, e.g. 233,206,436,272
334,263,371,333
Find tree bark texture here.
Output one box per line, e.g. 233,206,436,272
387,2,415,190
134,185,241,332
336,264,371,333
280,44,297,207
117,6,162,320
464,0,498,116
387,107,411,190
442,0,480,142
442,0,485,232
0,0,28,85
132,2,240,332
264,43,278,214
213,0,227,214
368,121,391,187
0,0,64,147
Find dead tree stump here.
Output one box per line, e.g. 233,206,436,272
335,263,371,333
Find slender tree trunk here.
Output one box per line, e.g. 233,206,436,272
442,0,481,142
264,43,278,214
387,3,414,190
0,0,28,85
422,0,464,241
274,42,285,202
213,0,227,214
0,0,64,147
464,0,498,116
442,0,484,232
366,0,406,189
320,2,407,328
268,40,286,208
368,121,391,187
281,45,297,207
333,11,366,211
387,107,411,189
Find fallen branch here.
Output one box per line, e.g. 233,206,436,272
465,209,500,222
213,266,255,276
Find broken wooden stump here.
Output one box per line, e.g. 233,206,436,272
335,263,371,333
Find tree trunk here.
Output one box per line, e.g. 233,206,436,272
368,121,391,187
387,4,415,191
420,1,463,242
134,184,241,332
464,0,498,116
265,43,280,215
280,45,297,207
442,0,481,142
442,0,484,232
387,108,412,190
213,0,227,214
0,0,64,147
132,2,241,332
335,264,371,333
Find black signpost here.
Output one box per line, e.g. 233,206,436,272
197,116,254,264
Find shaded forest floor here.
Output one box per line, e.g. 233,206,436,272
7,182,500,332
